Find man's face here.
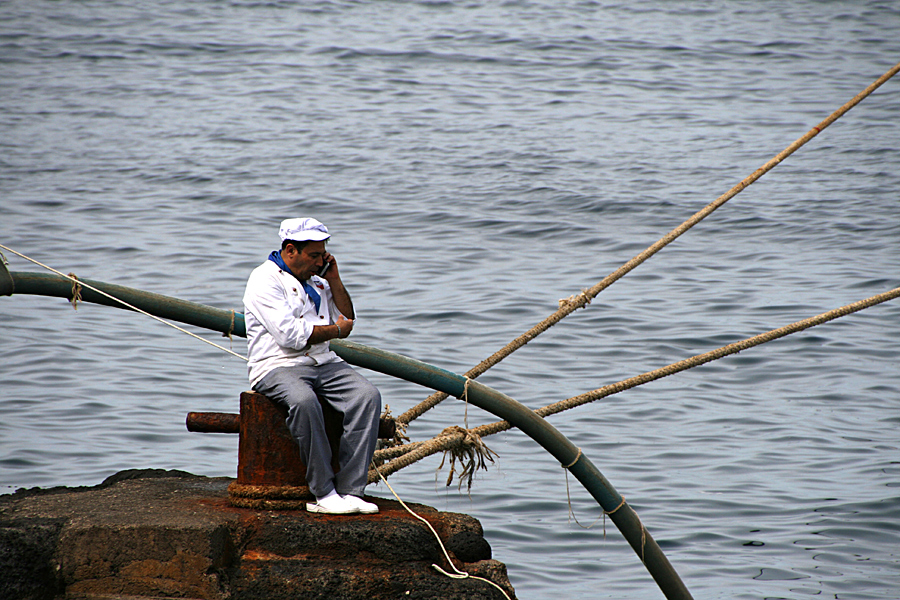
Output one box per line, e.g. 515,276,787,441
283,240,326,280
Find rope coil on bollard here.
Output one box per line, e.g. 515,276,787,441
227,481,312,510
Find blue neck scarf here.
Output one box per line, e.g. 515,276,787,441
268,250,321,313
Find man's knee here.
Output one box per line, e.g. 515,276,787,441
361,381,381,412
279,387,322,414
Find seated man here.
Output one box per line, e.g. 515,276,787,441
243,217,381,515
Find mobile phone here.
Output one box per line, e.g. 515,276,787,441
318,261,330,277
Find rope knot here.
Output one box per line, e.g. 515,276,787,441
437,425,499,491
381,404,409,449
67,272,82,310
558,288,592,310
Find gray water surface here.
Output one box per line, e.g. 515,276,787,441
2,2,899,598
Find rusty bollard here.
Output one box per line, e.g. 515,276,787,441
187,391,396,509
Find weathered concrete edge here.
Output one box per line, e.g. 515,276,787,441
0,469,516,600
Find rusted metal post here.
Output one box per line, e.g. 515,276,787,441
188,392,396,506
236,391,342,488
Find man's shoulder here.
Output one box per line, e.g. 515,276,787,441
248,259,279,278
245,260,284,291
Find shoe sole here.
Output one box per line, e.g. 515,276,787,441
305,503,359,515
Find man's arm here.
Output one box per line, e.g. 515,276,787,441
327,277,354,320
306,314,353,344
307,251,354,343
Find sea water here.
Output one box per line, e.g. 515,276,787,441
2,2,899,598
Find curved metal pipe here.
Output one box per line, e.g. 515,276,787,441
7,271,246,336
336,340,693,600
3,270,693,599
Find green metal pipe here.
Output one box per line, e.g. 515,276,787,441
335,340,693,600
7,271,247,337
0,261,13,297
3,270,693,599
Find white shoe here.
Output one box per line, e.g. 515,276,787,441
341,494,379,514
306,494,360,515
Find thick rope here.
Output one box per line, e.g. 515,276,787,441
0,244,249,362
370,428,468,483
373,286,900,478
396,60,900,427
370,425,499,488
477,285,900,438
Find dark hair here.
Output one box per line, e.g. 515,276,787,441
282,238,328,252
281,239,310,252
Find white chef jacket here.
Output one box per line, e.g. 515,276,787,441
243,259,344,387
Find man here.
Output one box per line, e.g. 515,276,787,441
243,217,382,515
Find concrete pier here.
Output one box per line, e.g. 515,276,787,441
0,469,515,600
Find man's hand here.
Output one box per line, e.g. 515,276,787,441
320,251,339,282
334,314,354,339
308,314,354,345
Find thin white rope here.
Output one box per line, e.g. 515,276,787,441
0,243,248,362
372,462,512,600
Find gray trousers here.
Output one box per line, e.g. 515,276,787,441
253,362,381,498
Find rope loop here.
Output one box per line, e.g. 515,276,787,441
223,309,235,340
67,272,82,310
604,497,627,515
561,452,634,544
461,376,472,428
561,447,582,470
561,473,646,562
